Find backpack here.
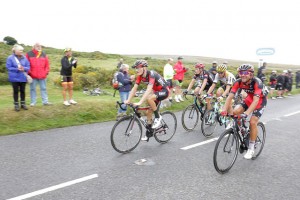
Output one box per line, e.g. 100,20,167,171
112,71,121,90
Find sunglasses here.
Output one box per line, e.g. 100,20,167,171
239,71,250,76
217,71,224,74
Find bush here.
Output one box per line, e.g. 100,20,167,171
0,73,9,85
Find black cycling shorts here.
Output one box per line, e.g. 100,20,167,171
240,97,267,119
61,76,73,83
155,88,169,101
166,79,173,88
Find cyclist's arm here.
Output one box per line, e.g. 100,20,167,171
187,79,195,92
223,93,234,112
126,83,138,103
244,96,259,116
137,84,153,105
207,83,216,95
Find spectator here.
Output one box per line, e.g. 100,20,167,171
6,44,30,111
163,58,175,102
257,62,267,77
26,43,52,106
117,58,124,69
269,70,277,99
60,48,77,106
257,68,267,83
296,70,300,88
173,56,188,102
116,64,134,120
286,69,293,95
209,61,218,80
275,70,285,98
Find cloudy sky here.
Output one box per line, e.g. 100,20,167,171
1,0,299,65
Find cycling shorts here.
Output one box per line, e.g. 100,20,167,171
61,76,73,83
166,79,173,88
154,88,169,101
240,96,267,119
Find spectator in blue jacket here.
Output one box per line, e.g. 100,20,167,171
116,64,135,120
6,44,30,111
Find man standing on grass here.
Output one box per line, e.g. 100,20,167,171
26,43,52,106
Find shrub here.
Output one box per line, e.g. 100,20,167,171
0,73,9,85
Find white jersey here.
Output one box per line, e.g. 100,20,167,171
213,71,236,86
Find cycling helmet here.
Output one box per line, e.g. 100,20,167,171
238,64,254,72
216,64,227,72
132,59,148,68
195,63,205,69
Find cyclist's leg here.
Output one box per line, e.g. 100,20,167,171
151,89,169,129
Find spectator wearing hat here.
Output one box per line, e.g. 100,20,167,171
6,44,30,111
209,61,218,80
26,43,52,106
60,48,77,106
173,56,188,102
269,70,277,99
163,58,175,102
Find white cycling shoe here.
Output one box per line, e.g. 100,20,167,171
152,116,162,129
244,149,255,159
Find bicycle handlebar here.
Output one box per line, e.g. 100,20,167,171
116,101,138,111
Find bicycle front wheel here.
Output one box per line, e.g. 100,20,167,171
213,129,238,174
201,109,217,137
252,122,266,159
110,116,142,153
154,111,177,144
181,104,199,131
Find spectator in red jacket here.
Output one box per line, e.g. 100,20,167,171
173,56,188,102
26,43,52,106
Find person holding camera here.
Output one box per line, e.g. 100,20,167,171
60,48,77,106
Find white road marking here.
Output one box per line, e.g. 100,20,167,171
7,174,98,200
284,110,300,117
180,137,219,150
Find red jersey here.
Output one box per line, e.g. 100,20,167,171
135,70,168,92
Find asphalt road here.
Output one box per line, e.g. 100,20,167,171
1,95,300,200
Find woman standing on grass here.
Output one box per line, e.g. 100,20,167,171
6,44,30,111
116,64,135,120
60,48,77,106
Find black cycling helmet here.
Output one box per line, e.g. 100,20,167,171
132,59,148,68
238,64,254,72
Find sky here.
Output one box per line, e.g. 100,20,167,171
1,0,300,65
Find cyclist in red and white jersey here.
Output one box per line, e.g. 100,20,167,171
221,64,267,159
125,60,169,140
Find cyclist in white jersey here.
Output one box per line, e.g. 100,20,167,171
206,64,236,110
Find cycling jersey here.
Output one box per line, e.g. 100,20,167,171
193,70,214,90
135,70,168,92
230,77,267,111
213,71,236,86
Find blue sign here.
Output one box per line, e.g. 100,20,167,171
256,48,275,56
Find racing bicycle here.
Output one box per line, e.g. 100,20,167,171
111,101,177,153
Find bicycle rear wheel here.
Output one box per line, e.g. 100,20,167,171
181,104,199,131
154,111,177,144
201,109,217,137
213,129,238,174
252,122,266,159
110,116,142,153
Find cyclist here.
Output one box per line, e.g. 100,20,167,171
124,60,169,141
183,63,214,104
221,64,267,159
206,64,236,110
